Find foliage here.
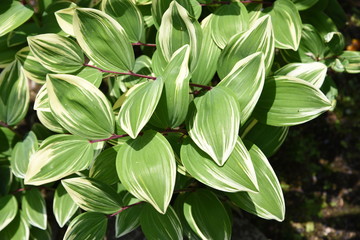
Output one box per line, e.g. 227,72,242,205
0,0,358,239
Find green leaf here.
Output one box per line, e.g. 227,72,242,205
0,60,29,126
337,51,360,74
141,204,183,240
118,78,164,139
0,166,12,196
15,47,50,84
27,33,84,73
242,120,289,158
116,131,176,213
63,212,107,240
266,0,302,50
10,131,38,179
24,134,93,186
89,145,121,185
218,52,265,124
274,62,327,88
30,227,52,240
156,1,202,71
211,2,249,49
0,1,33,37
228,142,285,221
187,86,240,166
36,110,67,134
253,76,332,126
218,15,274,76
181,137,258,192
74,66,103,88
0,127,19,158
0,195,17,231
183,190,232,240
0,212,29,240
46,74,115,140
291,0,319,10
324,32,345,56
73,8,135,72
53,184,78,228
55,4,77,36
151,45,191,128
62,177,122,214
191,14,221,85
22,188,47,230
102,0,145,42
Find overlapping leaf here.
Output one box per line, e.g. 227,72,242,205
0,195,17,231
73,8,135,72
24,134,93,186
228,142,285,221
55,4,77,36
0,213,29,240
187,86,240,166
53,184,78,228
21,188,47,230
116,131,176,213
0,1,33,37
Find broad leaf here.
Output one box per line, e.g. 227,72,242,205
24,134,93,186
181,137,258,192
55,4,77,36
183,190,232,240
0,213,29,240
62,177,122,214
267,0,302,50
116,131,176,213
63,212,107,240
46,74,115,140
228,142,285,221
0,166,12,196
0,195,17,231
30,227,52,240
22,188,47,230
27,33,84,73
74,66,103,88
0,1,33,37
0,60,29,126
140,204,183,240
0,127,19,158
218,15,274,76
291,0,319,10
118,78,163,139
10,131,38,178
151,45,191,128
36,110,67,134
274,62,327,88
218,52,265,124
211,2,249,49
187,86,240,166
156,1,202,71
102,0,145,42
253,76,332,126
73,8,135,72
191,14,221,85
53,184,78,228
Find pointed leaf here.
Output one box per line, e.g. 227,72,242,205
253,76,332,126
63,212,107,240
22,188,47,230
217,15,274,76
151,45,191,128
46,74,115,140
183,190,232,240
141,204,183,240
274,62,327,88
156,1,202,71
118,78,163,139
24,134,93,186
115,196,143,238
187,86,240,166
116,131,176,213
10,131,38,179
36,110,67,134
0,60,29,126
27,34,84,73
0,195,17,231
181,137,258,192
55,5,76,36
228,142,285,221
53,184,78,228
0,1,33,37
218,52,265,124
0,212,29,240
62,177,122,214
211,2,249,49
73,8,135,72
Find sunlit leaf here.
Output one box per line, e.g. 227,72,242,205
0,1,33,37
0,195,17,231
0,212,29,240
22,188,47,230
53,184,78,228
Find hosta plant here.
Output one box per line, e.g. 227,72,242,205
0,0,358,239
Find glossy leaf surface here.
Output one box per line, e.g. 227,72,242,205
53,184,78,228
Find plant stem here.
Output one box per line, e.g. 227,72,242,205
89,133,130,143
109,201,144,218
189,83,213,90
0,121,21,137
84,64,156,80
11,186,55,194
132,42,156,47
200,1,272,6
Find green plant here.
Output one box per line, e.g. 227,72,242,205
0,0,358,239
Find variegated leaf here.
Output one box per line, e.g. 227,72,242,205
21,188,47,230
53,184,78,228
0,195,18,231
55,4,77,36
187,86,240,166
0,1,33,37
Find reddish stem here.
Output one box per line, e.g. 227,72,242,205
84,64,156,80
109,201,144,217
132,42,156,47
89,133,130,143
189,83,213,90
200,0,272,6
0,121,21,137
